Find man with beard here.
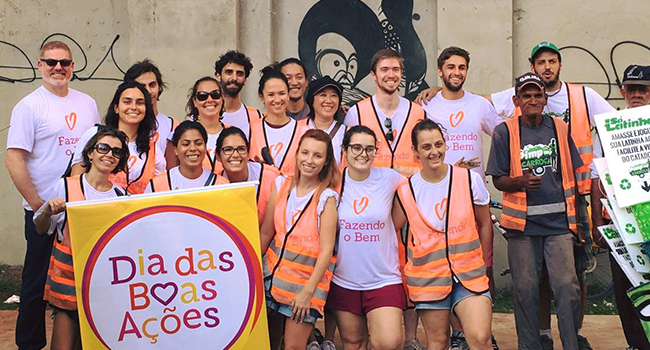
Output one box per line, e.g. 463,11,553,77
591,65,650,350
279,57,311,121
214,50,262,139
5,40,101,349
422,46,503,350
344,48,427,350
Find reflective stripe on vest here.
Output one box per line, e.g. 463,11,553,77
396,166,488,302
264,177,335,316
149,170,229,192
249,119,308,176
44,175,86,310
109,140,157,194
500,117,578,234
356,98,424,177
514,83,592,194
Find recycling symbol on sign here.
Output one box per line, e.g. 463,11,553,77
637,255,646,266
626,224,637,234
620,179,632,190
605,173,612,185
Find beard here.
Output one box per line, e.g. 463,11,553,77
442,74,464,92
222,81,243,97
540,71,560,89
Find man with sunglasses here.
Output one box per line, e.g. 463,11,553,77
214,50,262,140
5,40,100,350
343,48,427,350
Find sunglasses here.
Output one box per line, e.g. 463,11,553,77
220,146,248,156
196,90,222,101
348,144,378,156
95,143,124,158
384,118,394,142
40,59,72,67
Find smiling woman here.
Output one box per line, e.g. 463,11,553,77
186,76,226,173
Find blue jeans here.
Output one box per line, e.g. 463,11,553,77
16,210,54,350
508,233,580,350
264,279,321,325
414,280,491,315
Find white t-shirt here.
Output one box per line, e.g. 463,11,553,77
333,167,404,290
222,161,263,194
423,91,503,180
34,174,123,240
7,86,101,210
274,176,338,232
144,167,212,193
221,103,261,140
410,168,489,231
490,82,616,178
344,95,414,151
265,118,298,169
305,119,346,167
154,112,176,154
73,126,166,182
206,130,224,166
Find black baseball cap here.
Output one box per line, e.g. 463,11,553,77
623,65,650,86
515,72,545,95
306,76,343,106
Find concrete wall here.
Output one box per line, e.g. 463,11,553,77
1,0,649,287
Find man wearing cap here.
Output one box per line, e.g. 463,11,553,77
214,50,263,139
487,73,584,350
591,65,650,350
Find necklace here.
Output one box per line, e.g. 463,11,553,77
546,84,562,97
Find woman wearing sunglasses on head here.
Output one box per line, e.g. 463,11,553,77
186,76,228,174
325,125,407,350
259,129,340,350
393,119,493,350
71,81,165,194
215,127,279,226
145,121,228,193
34,128,128,349
249,64,309,176
299,76,347,167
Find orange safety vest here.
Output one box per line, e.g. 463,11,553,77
149,169,229,192
255,163,280,225
396,166,488,302
244,104,263,136
109,140,156,194
500,116,578,234
514,83,592,194
249,118,308,176
356,98,424,177
202,124,229,174
264,177,336,316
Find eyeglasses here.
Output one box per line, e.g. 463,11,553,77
94,143,124,158
195,90,222,101
220,146,248,156
384,118,394,142
348,144,378,156
40,59,72,67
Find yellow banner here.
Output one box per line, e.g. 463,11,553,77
67,183,269,349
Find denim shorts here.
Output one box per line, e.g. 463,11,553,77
264,278,321,325
414,280,491,315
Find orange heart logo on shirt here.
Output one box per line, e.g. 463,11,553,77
65,112,77,131
434,198,448,221
291,210,302,225
449,111,464,128
151,132,160,143
270,142,284,160
353,196,369,215
127,156,137,170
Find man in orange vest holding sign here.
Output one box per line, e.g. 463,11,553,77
343,48,426,350
487,73,584,350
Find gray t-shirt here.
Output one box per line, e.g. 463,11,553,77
486,116,583,236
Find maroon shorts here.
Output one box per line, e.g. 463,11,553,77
326,282,407,316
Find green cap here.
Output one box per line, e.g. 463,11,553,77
530,42,561,63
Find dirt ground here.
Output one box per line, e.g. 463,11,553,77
0,310,631,349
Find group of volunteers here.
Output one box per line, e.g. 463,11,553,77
5,37,650,350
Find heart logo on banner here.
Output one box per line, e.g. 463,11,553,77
434,198,448,221
151,282,179,306
449,111,464,128
127,156,137,170
270,142,284,160
65,112,77,131
353,196,369,215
